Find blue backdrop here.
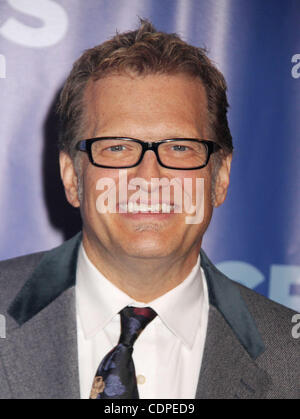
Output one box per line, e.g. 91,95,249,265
0,0,299,311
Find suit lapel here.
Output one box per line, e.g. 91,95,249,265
3,233,82,399
196,306,271,399
197,250,272,399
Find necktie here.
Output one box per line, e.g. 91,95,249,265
90,306,157,399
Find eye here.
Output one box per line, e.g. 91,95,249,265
172,145,189,152
107,145,126,152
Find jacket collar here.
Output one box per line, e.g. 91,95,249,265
8,232,265,361
8,233,82,326
200,251,265,360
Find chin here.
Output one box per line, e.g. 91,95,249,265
120,237,174,259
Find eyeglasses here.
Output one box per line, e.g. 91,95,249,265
76,137,220,170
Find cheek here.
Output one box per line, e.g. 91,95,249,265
175,170,212,204
81,167,120,213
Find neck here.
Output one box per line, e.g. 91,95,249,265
82,233,202,303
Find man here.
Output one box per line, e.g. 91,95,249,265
0,20,298,400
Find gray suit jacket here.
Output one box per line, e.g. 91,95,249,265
0,233,299,399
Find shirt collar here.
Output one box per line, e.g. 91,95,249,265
76,245,134,339
76,244,207,349
150,260,206,349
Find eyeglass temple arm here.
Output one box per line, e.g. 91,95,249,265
77,140,87,151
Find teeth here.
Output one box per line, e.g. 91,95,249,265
162,203,171,213
119,203,175,213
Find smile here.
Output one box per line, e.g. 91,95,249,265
118,203,176,213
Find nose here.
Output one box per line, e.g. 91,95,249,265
135,149,162,177
130,149,163,192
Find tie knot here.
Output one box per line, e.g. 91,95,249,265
119,306,157,347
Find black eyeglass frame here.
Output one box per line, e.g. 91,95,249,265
76,137,220,170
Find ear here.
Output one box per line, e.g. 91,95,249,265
213,153,232,208
59,152,81,208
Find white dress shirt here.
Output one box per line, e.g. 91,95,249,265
76,244,209,399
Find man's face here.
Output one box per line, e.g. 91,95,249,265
60,73,231,261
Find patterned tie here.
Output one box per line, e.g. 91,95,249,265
90,306,157,399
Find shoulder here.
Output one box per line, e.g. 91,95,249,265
0,251,45,273
201,247,297,340
202,245,299,397
235,281,299,397
0,233,82,320
236,281,297,338
0,252,45,312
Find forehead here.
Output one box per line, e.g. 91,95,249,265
83,73,209,139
